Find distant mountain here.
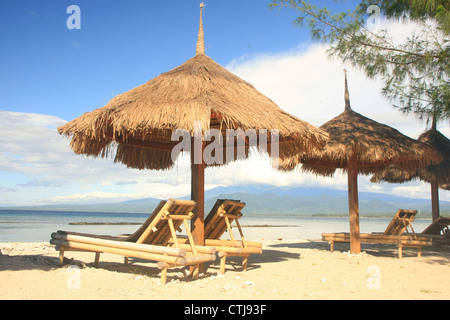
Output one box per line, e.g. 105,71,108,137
3,184,449,217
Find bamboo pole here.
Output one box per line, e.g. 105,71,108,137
52,232,186,257
94,252,101,267
220,256,226,274
162,214,193,221
167,218,179,248
171,243,216,255
50,239,186,266
205,239,243,248
184,219,198,256
184,254,216,265
224,216,236,242
234,219,247,248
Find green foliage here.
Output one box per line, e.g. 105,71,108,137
358,0,450,34
270,0,450,125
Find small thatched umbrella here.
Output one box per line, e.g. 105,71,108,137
371,120,450,221
280,71,441,253
58,4,328,245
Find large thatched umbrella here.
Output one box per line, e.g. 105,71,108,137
58,4,328,245
280,71,441,253
371,121,450,221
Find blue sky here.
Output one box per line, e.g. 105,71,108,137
1,0,449,206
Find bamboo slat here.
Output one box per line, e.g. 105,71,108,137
51,239,186,266
52,232,186,257
184,254,216,265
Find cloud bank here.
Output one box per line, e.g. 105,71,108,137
1,32,448,205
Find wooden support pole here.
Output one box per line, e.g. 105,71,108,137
161,268,168,285
184,219,198,256
224,216,236,241
220,256,227,275
59,250,65,265
234,219,247,248
94,252,101,267
430,173,440,222
191,137,205,246
347,154,361,254
242,256,248,271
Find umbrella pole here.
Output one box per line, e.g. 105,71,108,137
190,137,205,246
430,173,440,222
347,155,361,254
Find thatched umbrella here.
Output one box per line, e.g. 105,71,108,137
280,71,441,253
371,121,450,221
58,4,328,245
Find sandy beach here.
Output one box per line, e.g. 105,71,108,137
1,239,449,300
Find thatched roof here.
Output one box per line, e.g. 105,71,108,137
371,128,450,188
58,6,328,170
280,72,441,176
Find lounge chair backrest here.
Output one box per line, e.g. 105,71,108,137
422,216,450,236
204,199,245,239
384,209,417,235
127,198,196,245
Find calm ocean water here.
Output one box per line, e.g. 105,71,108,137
0,209,433,243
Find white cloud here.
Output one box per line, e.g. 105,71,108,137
47,191,145,204
1,19,449,206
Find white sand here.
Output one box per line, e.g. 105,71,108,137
1,240,449,300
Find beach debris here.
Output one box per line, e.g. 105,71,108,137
342,250,367,257
244,280,255,286
222,284,236,291
209,274,225,280
321,278,327,283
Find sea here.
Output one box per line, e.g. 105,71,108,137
0,209,434,243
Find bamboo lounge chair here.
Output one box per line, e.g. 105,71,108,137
421,216,450,245
322,209,434,258
203,199,263,274
422,216,450,237
50,198,216,284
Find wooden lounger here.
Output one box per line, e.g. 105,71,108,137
322,209,434,258
50,199,216,284
422,216,450,237
204,199,262,274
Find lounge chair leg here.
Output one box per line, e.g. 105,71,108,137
192,264,199,280
59,250,65,266
417,247,422,258
329,241,334,252
124,257,128,265
220,256,226,275
242,256,248,271
94,252,101,267
161,268,167,285
398,246,403,259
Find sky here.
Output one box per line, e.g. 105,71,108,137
0,0,449,207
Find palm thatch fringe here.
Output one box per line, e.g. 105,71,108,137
280,104,441,176
59,54,328,170
371,129,450,186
